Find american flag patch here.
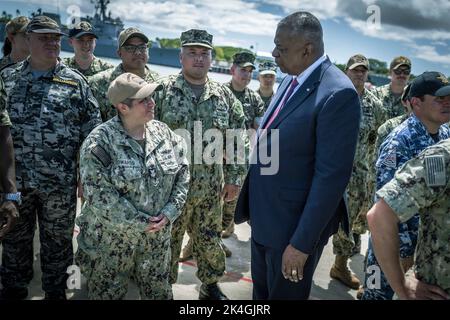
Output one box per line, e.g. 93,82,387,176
424,155,446,187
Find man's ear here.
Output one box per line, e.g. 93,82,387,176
304,42,313,57
230,64,237,76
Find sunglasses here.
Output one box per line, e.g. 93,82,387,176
393,69,411,76
122,45,148,54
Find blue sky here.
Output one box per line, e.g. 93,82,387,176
2,0,450,75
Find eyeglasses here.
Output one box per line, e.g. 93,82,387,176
137,96,154,105
36,35,62,43
393,69,411,76
122,45,148,54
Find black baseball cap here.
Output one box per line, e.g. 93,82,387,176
409,71,450,98
68,21,98,39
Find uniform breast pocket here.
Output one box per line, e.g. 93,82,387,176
213,105,229,129
111,165,143,192
156,142,179,175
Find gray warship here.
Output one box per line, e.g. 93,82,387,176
0,1,182,68
60,0,182,67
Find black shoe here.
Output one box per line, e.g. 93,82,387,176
44,290,67,300
199,283,229,300
0,287,28,300
352,234,361,256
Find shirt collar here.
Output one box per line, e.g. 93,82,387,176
293,53,328,87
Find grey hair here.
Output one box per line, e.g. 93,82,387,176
278,11,324,55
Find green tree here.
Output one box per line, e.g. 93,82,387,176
214,47,225,61
368,58,389,75
334,63,346,72
158,38,181,48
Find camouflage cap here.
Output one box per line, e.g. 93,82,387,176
409,71,450,98
68,21,98,39
26,15,65,35
5,16,30,34
107,73,162,106
180,29,213,49
258,60,277,75
118,27,149,48
346,54,369,70
390,56,411,70
233,51,256,69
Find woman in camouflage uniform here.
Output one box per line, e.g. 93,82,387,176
76,73,190,299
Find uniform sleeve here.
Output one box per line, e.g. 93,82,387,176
80,81,102,142
376,146,449,222
147,70,160,82
80,135,148,230
0,78,11,127
158,129,190,224
223,92,249,186
88,75,109,122
376,136,410,190
253,93,266,127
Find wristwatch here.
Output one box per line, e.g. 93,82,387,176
3,192,22,206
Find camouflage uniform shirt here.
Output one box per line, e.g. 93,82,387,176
372,83,405,120
76,116,190,256
377,138,450,294
0,76,11,127
0,58,102,189
376,114,450,190
62,56,114,77
256,89,274,113
88,63,159,122
155,73,248,192
0,55,14,70
225,82,265,129
354,88,386,176
375,113,411,156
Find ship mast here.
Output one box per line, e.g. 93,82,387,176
91,0,110,21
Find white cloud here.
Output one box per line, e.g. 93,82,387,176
107,0,279,38
262,0,340,19
408,43,450,66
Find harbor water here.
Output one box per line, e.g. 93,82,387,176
0,41,278,92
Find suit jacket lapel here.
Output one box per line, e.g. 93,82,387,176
268,58,331,130
259,76,291,130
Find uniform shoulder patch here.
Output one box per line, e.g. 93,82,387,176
52,76,78,87
381,149,397,168
91,145,112,167
424,155,446,186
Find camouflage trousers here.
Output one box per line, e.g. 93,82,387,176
76,225,172,300
222,198,237,231
170,191,225,285
0,188,76,292
332,172,370,256
361,214,419,300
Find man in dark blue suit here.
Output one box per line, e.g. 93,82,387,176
235,11,361,300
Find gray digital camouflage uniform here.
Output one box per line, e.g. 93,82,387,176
154,72,248,285
0,76,11,127
0,58,101,293
76,117,189,299
0,55,14,70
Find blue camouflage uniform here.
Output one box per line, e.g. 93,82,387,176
362,113,450,300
